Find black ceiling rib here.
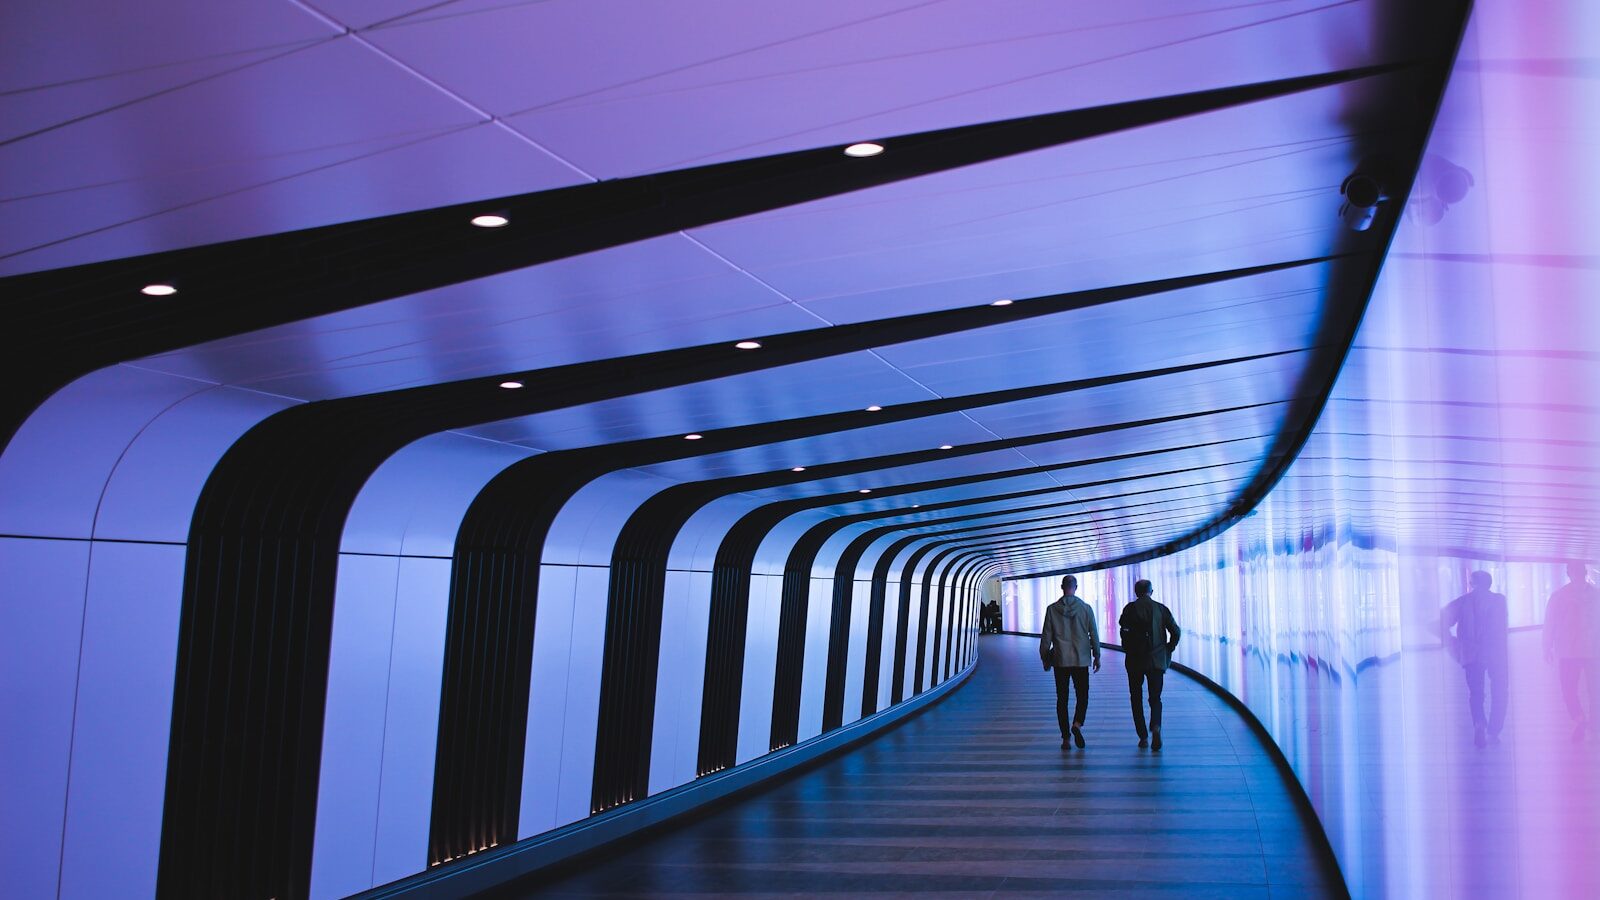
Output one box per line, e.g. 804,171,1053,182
1003,1,1476,581
0,62,1397,452
159,248,1312,900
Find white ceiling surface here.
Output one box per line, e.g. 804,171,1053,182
1,0,1402,573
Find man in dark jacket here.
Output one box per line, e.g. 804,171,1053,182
1041,575,1100,748
1119,579,1181,750
1442,570,1509,747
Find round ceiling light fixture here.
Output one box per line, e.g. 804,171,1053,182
734,340,762,350
141,283,178,297
470,213,510,228
498,381,524,389
989,298,1013,307
939,444,954,450
684,433,704,440
865,405,883,412
858,488,873,494
791,466,807,472
843,142,884,158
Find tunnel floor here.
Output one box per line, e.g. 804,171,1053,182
492,634,1345,898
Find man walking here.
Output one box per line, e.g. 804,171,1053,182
1442,570,1510,747
1041,575,1100,749
1545,562,1599,743
1119,579,1181,750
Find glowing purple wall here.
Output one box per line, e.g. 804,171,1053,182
1006,3,1600,896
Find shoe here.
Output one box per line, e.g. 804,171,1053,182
1474,727,1487,749
1061,737,1071,750
1071,723,1086,749
1137,737,1148,749
1151,729,1162,752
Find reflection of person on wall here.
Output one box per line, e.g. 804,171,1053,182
1442,570,1509,748
1544,562,1599,743
1040,575,1100,749
1119,579,1180,751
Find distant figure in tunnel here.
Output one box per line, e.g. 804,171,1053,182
1119,579,1180,751
1442,570,1509,748
981,598,1002,634
1544,562,1599,743
1041,575,1100,749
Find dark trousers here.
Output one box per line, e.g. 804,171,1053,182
1053,666,1089,735
1559,658,1599,721
1127,669,1165,737
1463,661,1508,734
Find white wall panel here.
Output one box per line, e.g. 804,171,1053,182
0,537,90,900
518,564,578,838
878,576,901,711
647,568,708,795
343,432,534,557
555,566,609,823
840,578,871,727
310,554,400,900
736,574,781,764
794,576,832,743
666,495,760,571
372,557,452,885
0,367,206,539
57,542,185,900
93,385,295,543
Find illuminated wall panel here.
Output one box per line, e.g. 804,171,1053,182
1007,4,1600,894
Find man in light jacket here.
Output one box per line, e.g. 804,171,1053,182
1119,579,1181,751
1041,575,1101,749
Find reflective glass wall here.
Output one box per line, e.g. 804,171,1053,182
1005,2,1600,896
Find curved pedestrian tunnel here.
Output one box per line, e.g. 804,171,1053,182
495,635,1343,898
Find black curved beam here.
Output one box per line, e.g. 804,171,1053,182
0,65,1392,455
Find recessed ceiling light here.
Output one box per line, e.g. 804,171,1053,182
939,444,954,450
858,488,873,494
791,466,806,472
865,405,883,412
989,298,1013,307
843,142,884,158
498,381,523,389
913,504,921,508
734,340,762,350
684,433,704,440
470,213,509,228
141,283,177,296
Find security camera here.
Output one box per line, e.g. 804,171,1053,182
1339,171,1389,232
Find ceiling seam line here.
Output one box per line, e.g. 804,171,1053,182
676,233,836,328
286,0,599,183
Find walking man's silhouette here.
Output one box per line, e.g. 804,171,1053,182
1545,562,1599,743
1119,579,1181,750
1040,575,1100,749
1442,570,1509,747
